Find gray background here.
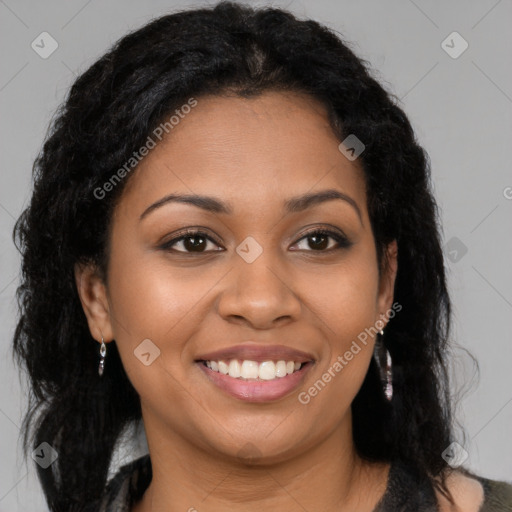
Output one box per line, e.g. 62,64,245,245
1,0,511,509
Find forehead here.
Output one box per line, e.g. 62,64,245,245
118,91,367,219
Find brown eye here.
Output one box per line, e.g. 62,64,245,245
181,234,208,252
306,232,330,250
160,230,222,253
292,229,352,252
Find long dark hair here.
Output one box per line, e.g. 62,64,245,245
13,2,455,510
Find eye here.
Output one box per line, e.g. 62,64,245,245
159,229,223,254
159,226,352,255
291,228,352,252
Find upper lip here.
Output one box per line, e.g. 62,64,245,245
196,343,315,363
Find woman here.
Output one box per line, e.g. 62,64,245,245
12,2,512,511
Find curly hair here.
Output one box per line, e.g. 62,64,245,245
13,2,455,510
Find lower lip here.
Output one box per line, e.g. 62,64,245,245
197,362,313,402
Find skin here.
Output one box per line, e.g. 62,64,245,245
76,90,406,511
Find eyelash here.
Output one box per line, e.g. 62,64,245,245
159,227,352,254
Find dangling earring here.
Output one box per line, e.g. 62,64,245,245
98,336,107,377
374,329,393,401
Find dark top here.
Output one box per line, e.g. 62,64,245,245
97,454,512,511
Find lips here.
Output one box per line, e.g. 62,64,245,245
196,343,315,364
195,343,315,402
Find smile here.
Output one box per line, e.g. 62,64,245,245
195,343,315,402
204,359,303,380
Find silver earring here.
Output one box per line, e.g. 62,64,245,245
374,329,393,401
98,336,107,377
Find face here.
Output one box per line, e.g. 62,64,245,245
76,90,397,464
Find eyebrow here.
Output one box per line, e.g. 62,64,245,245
139,188,363,225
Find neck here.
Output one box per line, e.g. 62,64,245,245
133,409,389,512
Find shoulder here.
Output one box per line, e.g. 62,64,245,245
435,469,512,512
477,475,512,512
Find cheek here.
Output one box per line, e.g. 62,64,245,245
105,240,197,376
295,248,380,341
296,262,378,420
107,219,214,341
294,246,379,391
107,259,183,339
105,254,207,421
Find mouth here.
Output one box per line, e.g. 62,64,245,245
195,344,315,402
203,358,307,378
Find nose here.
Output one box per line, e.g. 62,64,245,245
217,248,302,330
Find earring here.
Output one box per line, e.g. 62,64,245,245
98,336,107,377
374,329,393,401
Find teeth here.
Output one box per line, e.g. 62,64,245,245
228,359,241,378
258,361,276,380
241,360,259,379
275,360,287,377
218,360,229,375
204,359,304,380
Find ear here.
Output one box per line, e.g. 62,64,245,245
376,239,398,327
74,262,114,343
